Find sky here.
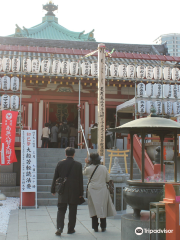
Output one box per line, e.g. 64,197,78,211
0,0,179,45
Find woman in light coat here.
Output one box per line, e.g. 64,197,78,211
83,153,116,232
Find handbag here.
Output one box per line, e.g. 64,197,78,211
79,196,86,205
107,180,114,194
55,161,75,195
86,165,99,198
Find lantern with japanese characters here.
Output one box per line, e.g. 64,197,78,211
91,63,98,76
146,66,154,79
118,65,127,78
10,95,19,110
2,58,11,72
146,101,154,114
2,76,10,90
153,67,162,80
32,59,40,73
61,61,70,75
127,65,135,78
173,102,180,115
163,67,171,81
155,101,162,114
163,84,170,98
23,59,31,72
0,77,1,89
172,85,180,98
153,83,162,97
52,60,61,74
146,83,153,97
137,65,145,78
137,83,145,97
1,95,10,109
41,60,50,74
0,58,2,72
12,58,20,72
138,100,146,114
81,62,90,76
172,68,179,81
164,101,172,115
70,62,78,75
110,64,119,77
11,77,19,91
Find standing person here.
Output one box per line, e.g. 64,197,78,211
60,121,69,148
83,153,116,232
91,123,98,149
51,147,84,236
58,122,62,148
51,122,58,148
106,124,113,149
69,123,76,148
41,123,50,148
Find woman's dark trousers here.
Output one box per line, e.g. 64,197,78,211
91,215,106,229
41,138,49,148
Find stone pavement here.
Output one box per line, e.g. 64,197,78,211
1,205,133,240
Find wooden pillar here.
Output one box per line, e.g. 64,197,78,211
160,134,165,180
89,102,95,125
130,132,134,180
32,98,39,132
141,132,145,183
174,132,177,182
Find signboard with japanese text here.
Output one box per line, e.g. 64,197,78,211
21,130,37,192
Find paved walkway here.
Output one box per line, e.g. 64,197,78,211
1,205,133,240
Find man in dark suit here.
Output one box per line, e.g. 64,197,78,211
51,147,83,236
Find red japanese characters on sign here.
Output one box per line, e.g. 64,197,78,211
0,110,18,165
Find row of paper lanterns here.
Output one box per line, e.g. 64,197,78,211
1,95,19,110
137,83,180,98
0,58,180,80
138,100,180,115
0,76,19,91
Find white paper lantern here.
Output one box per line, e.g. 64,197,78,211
118,65,127,78
81,62,90,76
3,58,11,72
10,95,19,110
137,83,145,97
105,64,108,76
52,60,61,74
0,58,3,71
163,67,171,81
164,101,172,115
32,59,40,73
137,65,145,78
172,68,179,81
12,58,20,72
41,60,50,74
1,95,10,109
153,67,162,80
173,102,180,115
110,64,119,77
172,85,180,98
127,65,135,78
146,101,154,114
23,59,31,72
138,100,146,113
91,63,98,76
70,62,78,75
146,83,153,97
153,83,162,97
11,77,19,91
146,66,154,79
2,76,10,90
155,101,162,114
163,84,171,98
61,61,70,75
0,77,1,89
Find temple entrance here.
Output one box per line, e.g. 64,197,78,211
106,108,116,128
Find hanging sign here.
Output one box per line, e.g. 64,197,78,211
118,65,127,78
32,59,40,73
91,63,98,76
173,102,180,115
81,62,90,76
153,83,162,97
146,101,154,114
137,65,145,78
12,58,20,72
155,101,162,114
1,95,10,109
10,95,19,110
146,83,153,97
52,60,61,74
105,64,108,76
0,58,2,71
137,83,145,97
23,59,31,72
2,76,10,90
70,62,78,75
0,110,18,165
172,68,179,81
127,65,135,78
41,60,50,74
21,130,37,192
11,77,19,91
138,100,146,114
61,61,70,75
146,66,154,79
110,64,119,77
164,67,171,81
153,67,162,79
2,58,11,72
164,101,172,115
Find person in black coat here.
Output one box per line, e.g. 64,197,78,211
51,147,83,236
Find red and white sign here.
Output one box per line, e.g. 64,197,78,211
0,110,18,165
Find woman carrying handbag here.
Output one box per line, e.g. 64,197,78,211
83,153,116,232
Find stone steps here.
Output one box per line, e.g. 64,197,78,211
0,186,20,198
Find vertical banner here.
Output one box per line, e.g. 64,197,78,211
0,110,18,165
98,43,106,164
21,130,37,192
